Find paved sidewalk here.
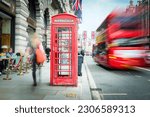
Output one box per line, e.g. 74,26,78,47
0,61,92,100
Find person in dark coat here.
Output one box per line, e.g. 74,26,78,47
80,49,85,57
80,49,85,62
45,47,50,62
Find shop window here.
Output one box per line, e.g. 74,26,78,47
0,18,11,49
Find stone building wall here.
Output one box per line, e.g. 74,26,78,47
14,0,73,52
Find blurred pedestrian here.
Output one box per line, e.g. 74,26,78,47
28,32,42,86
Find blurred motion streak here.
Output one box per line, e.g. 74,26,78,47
92,6,150,69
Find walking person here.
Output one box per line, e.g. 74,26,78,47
28,32,42,86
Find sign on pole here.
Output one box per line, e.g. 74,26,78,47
83,31,87,40
91,31,95,40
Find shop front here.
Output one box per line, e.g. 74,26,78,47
0,0,15,52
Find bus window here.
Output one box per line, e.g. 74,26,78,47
97,43,107,54
111,38,149,47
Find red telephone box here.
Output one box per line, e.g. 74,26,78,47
50,13,78,86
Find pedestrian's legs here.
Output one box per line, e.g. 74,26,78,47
32,53,37,86
38,64,42,83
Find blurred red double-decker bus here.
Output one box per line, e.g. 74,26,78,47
92,9,149,69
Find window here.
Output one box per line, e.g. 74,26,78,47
28,0,36,20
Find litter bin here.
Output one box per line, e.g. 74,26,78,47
78,54,83,76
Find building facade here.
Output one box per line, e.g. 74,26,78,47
0,0,73,53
